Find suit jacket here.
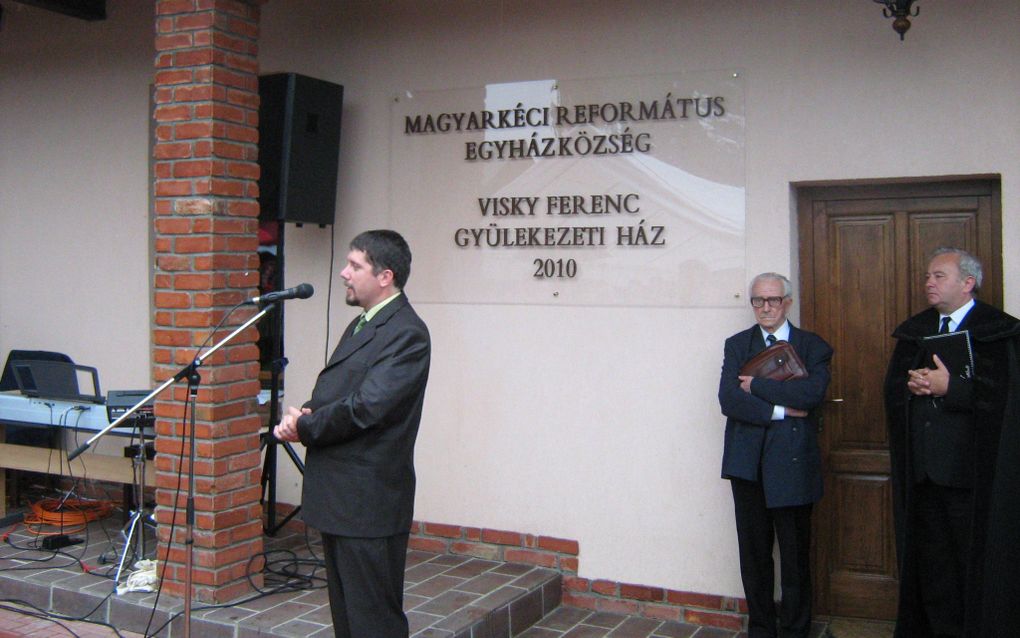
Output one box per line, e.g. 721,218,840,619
297,294,431,538
902,309,976,488
719,324,833,508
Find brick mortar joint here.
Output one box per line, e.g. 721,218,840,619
410,519,746,629
566,585,736,613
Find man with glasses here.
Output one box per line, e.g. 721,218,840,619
718,272,832,638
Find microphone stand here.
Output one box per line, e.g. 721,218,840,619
67,302,276,638
261,355,306,536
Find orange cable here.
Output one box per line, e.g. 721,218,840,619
22,498,115,536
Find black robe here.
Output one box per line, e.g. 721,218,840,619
884,300,1020,637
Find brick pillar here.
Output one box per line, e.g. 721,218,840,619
151,0,264,603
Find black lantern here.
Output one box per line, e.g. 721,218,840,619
873,0,920,40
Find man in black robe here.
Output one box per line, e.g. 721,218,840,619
885,247,1020,637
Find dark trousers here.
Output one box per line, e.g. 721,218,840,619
321,531,410,638
912,480,972,637
731,479,813,638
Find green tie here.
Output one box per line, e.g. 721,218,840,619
354,314,368,334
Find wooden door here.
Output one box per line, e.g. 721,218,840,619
797,179,1001,620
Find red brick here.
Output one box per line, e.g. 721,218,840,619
503,548,556,568
175,198,218,214
683,609,744,631
559,556,579,573
152,329,192,347
177,121,214,139
155,69,193,85
174,159,222,178
175,235,214,253
409,537,448,553
422,522,463,539
154,291,191,308
173,272,217,289
174,310,214,328
156,180,194,197
597,598,639,615
176,12,214,30
155,200,175,215
156,104,192,122
175,48,214,67
537,536,579,555
561,591,599,611
227,161,259,180
620,583,664,602
562,576,590,592
209,217,255,234
155,32,193,50
175,84,215,102
213,103,248,124
223,122,258,143
211,140,247,160
640,603,683,622
154,142,192,160
207,178,247,197
211,31,252,54
450,541,500,560
156,0,197,16
154,162,173,179
591,579,618,596
665,589,725,610
225,52,259,75
156,218,192,234
481,528,525,546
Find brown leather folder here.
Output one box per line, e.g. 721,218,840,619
739,340,808,381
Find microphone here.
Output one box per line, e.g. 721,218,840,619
246,283,314,306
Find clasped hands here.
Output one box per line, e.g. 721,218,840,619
738,375,808,418
907,354,949,397
274,405,311,443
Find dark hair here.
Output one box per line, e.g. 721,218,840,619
350,230,412,289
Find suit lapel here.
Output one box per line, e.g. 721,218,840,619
325,295,409,369
787,324,803,351
747,326,767,358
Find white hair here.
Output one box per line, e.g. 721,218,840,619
749,272,792,298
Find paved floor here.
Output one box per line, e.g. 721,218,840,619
0,499,844,638
0,603,826,638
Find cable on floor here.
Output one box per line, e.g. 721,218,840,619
22,497,115,536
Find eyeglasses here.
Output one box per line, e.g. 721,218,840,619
750,296,788,308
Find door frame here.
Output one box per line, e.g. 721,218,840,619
798,177,1003,327
795,175,1003,619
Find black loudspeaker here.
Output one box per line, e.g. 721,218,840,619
258,73,343,225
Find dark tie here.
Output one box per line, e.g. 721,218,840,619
354,314,368,334
938,316,951,334
766,334,777,347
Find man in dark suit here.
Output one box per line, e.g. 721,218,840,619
274,229,430,638
718,272,832,638
885,247,1020,638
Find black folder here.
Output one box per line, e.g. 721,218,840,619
921,330,975,379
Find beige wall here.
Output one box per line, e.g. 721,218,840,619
2,0,1018,598
0,2,154,390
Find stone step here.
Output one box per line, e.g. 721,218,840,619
0,516,560,637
